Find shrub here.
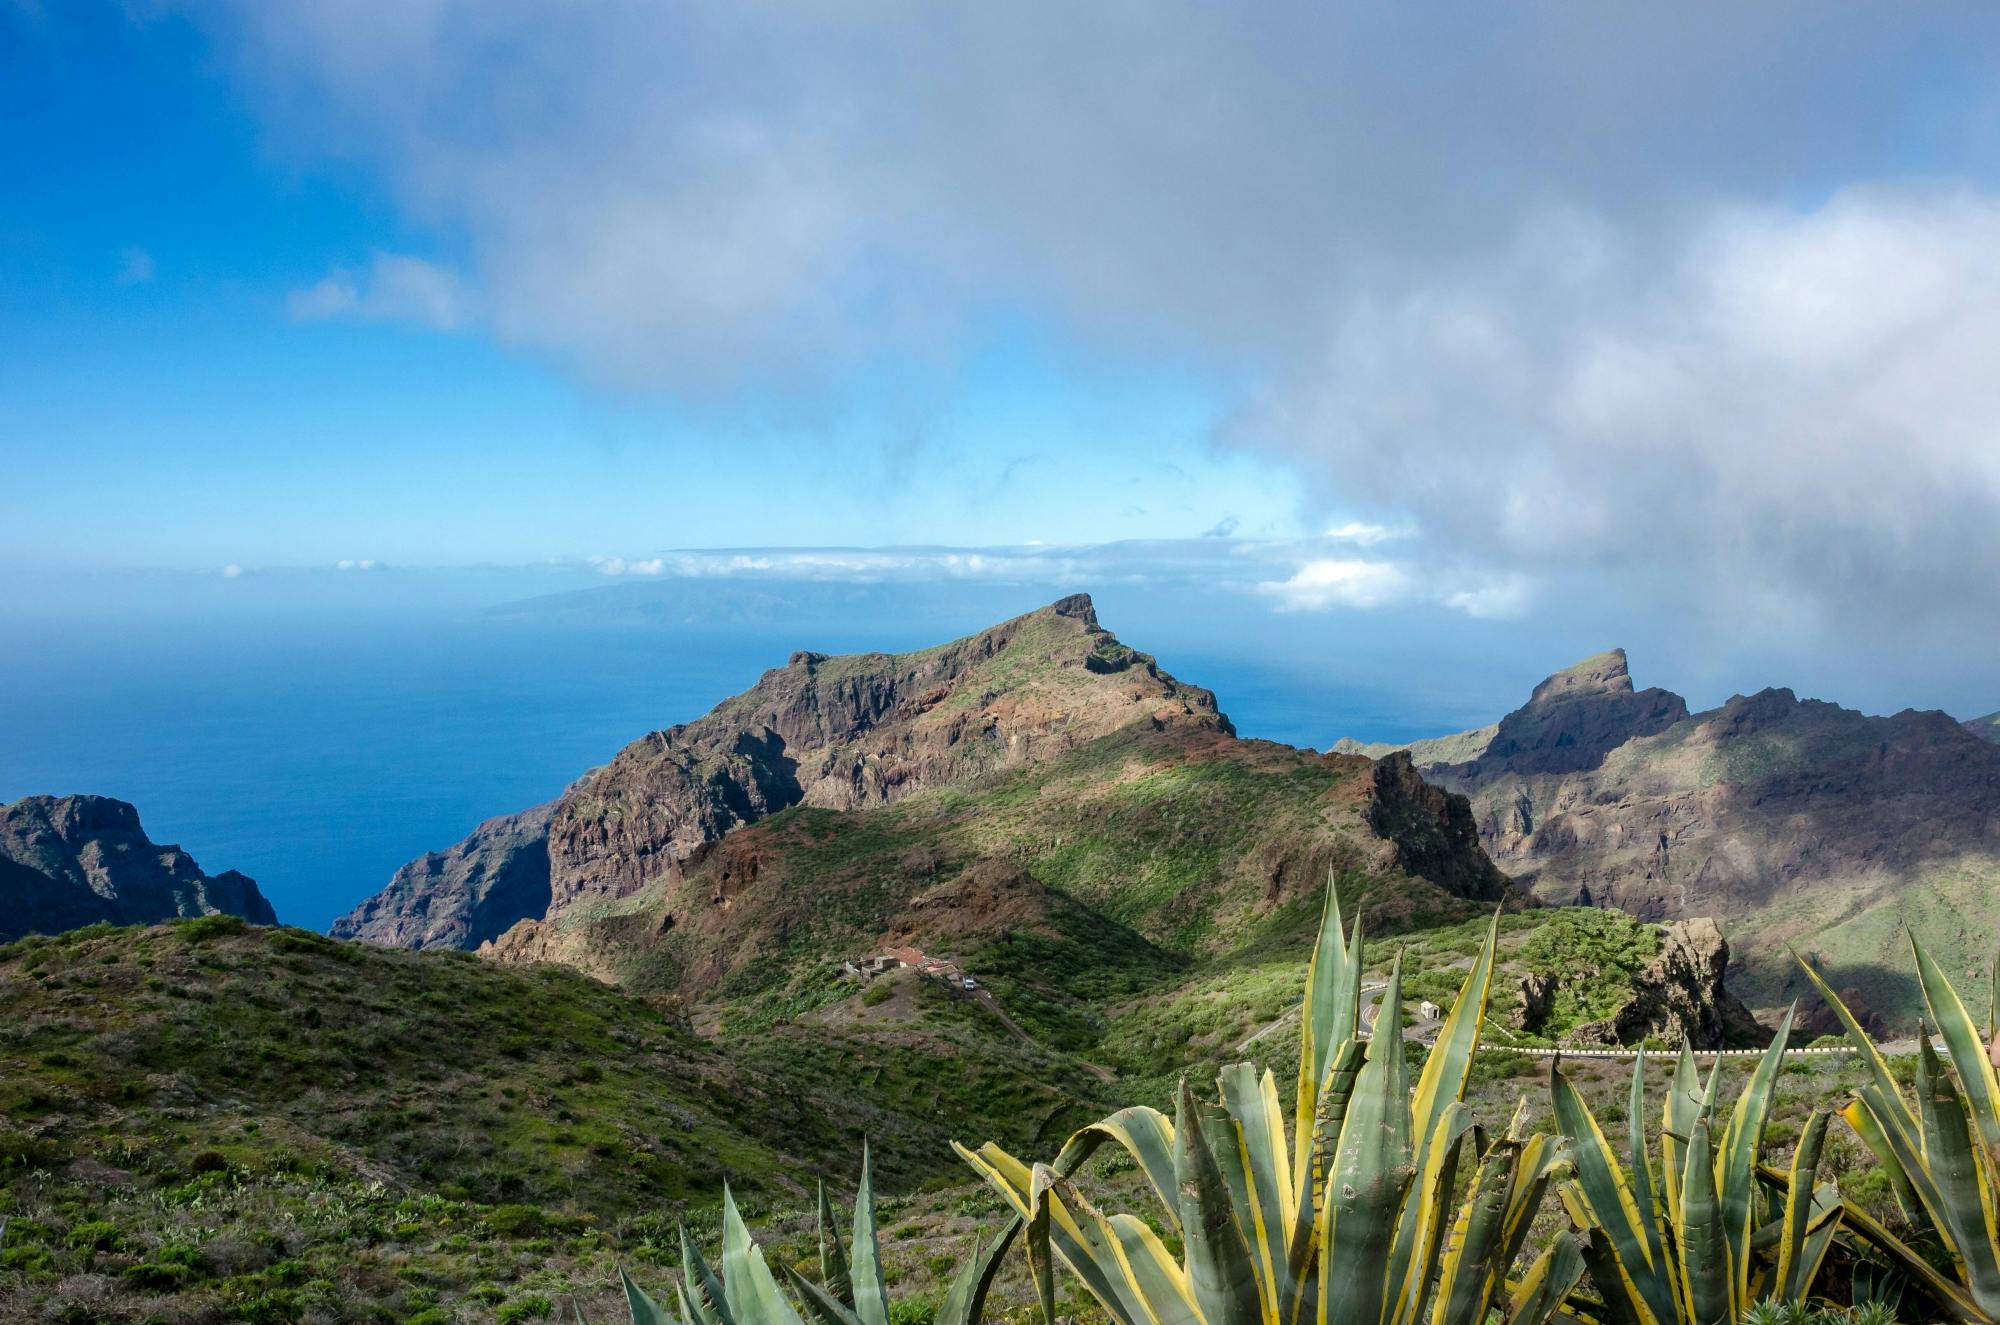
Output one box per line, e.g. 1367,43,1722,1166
497,1294,553,1322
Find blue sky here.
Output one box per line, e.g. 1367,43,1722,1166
5,2,2000,709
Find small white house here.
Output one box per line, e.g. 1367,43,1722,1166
1418,1000,1442,1021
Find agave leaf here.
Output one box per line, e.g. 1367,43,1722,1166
1503,1233,1587,1325
1622,1052,1663,1278
1431,1133,1522,1325
1410,910,1500,1151
783,1265,866,1325
624,1269,685,1325
957,1142,1140,1323
1660,1043,1701,1223
1672,1121,1730,1325
1571,1222,1661,1325
1027,1164,1059,1325
680,1225,734,1325
1839,1096,1917,1218
850,1145,890,1325
1792,952,1918,1151
1051,1106,1182,1231
1910,1036,2000,1313
1320,956,1414,1325
1838,1200,1990,1324
722,1186,805,1325
1221,1063,1297,1320
1296,881,1363,1201
1551,1065,1676,1325
1284,1038,1365,1325
1038,1164,1158,1325
935,1219,1024,1325
1769,1110,1830,1301
1387,1103,1473,1325
817,1181,852,1306
1100,1212,1203,1325
1175,1080,1264,1325
1718,1007,1794,1312
1914,937,2000,1156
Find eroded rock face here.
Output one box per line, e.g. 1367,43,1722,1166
0,795,277,940
1335,651,2000,1021
328,805,552,949
336,594,1233,949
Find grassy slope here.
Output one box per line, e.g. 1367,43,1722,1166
0,918,1118,1323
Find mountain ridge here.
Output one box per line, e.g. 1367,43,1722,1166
333,593,1232,950
1334,651,2000,1021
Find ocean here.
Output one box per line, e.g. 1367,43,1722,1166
0,589,1471,933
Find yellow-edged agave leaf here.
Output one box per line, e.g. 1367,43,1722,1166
1673,1121,1729,1325
1717,1007,1794,1312
1100,1212,1202,1325
722,1186,805,1325
1040,1164,1168,1325
1838,1199,1989,1323
1411,911,1500,1150
1911,1037,2000,1308
1623,1052,1667,1278
1387,1102,1473,1325
1051,1106,1182,1230
1551,1065,1666,1308
1220,1063,1296,1318
1431,1131,1523,1325
1793,952,1917,1151
1176,1081,1264,1325
1504,1235,1586,1325
1320,955,1414,1325
1914,937,2000,1156
1769,1111,1831,1302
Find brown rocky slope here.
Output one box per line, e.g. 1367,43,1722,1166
1336,650,2000,1022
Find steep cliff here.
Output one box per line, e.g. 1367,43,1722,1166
1,795,277,940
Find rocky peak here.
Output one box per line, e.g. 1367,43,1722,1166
336,595,1231,948
1963,711,2000,744
1,795,277,941
1467,650,1690,779
1525,648,1635,706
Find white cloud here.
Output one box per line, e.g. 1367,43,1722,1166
288,253,472,330
220,563,243,578
1258,559,1413,611
1239,186,2000,631
335,558,380,571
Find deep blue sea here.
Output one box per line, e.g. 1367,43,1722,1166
0,586,1482,934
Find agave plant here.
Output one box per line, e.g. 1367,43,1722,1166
622,1147,1016,1325
1798,940,2000,1323
1548,1009,1841,1325
954,886,1581,1325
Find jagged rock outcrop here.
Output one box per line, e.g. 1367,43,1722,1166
1336,651,2000,1023
329,806,552,949
337,595,1233,949
1563,918,1764,1048
1,795,277,940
